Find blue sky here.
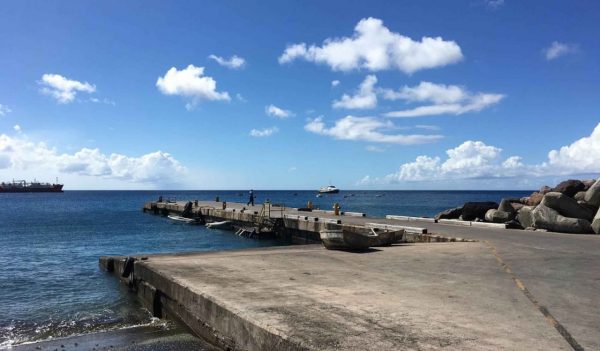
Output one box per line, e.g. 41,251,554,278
0,0,599,190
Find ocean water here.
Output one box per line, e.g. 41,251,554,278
0,190,531,347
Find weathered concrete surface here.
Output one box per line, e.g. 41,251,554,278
141,199,600,350
104,244,577,351
372,219,600,351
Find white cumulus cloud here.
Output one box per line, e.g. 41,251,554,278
331,80,340,87
384,140,529,182
304,115,443,145
370,122,600,184
208,54,246,69
544,41,578,61
13,125,21,133
382,81,504,117
249,127,279,137
332,75,378,109
38,74,96,104
265,104,293,119
156,64,230,109
0,134,186,184
278,17,463,74
546,122,600,173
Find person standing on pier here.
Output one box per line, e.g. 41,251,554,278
247,189,255,206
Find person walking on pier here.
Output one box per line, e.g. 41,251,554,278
247,189,255,206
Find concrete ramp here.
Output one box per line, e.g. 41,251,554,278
102,244,571,350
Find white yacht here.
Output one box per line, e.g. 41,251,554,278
319,185,340,194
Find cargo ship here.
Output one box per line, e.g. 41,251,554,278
0,179,64,193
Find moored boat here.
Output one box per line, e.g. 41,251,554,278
205,220,233,230
319,229,372,250
320,228,404,250
369,228,404,246
168,215,197,224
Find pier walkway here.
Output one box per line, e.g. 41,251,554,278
99,200,600,350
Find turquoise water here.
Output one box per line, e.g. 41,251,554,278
0,190,530,347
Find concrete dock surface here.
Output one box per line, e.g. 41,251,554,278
132,200,600,350
103,238,600,350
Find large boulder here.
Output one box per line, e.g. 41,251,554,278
435,207,462,220
584,179,600,207
574,191,587,201
532,205,593,234
485,209,513,223
578,201,598,213
539,185,552,195
498,198,518,214
551,179,585,198
593,208,600,234
516,206,535,229
541,192,595,221
582,179,596,191
511,202,525,212
526,192,544,206
461,202,499,221
505,219,523,229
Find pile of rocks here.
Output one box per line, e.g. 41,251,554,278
435,179,600,234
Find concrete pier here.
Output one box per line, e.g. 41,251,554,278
100,242,593,350
142,200,470,243
97,199,600,350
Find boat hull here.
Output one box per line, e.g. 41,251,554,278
320,228,404,250
320,230,372,250
168,215,197,224
206,221,233,230
370,229,404,246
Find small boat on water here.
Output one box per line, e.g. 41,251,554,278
319,185,340,194
168,215,197,224
319,228,404,250
205,221,233,230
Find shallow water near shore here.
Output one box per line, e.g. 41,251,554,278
0,190,530,347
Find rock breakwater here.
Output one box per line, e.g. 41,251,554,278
435,179,600,234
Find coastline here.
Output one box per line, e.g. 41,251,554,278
7,324,218,351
